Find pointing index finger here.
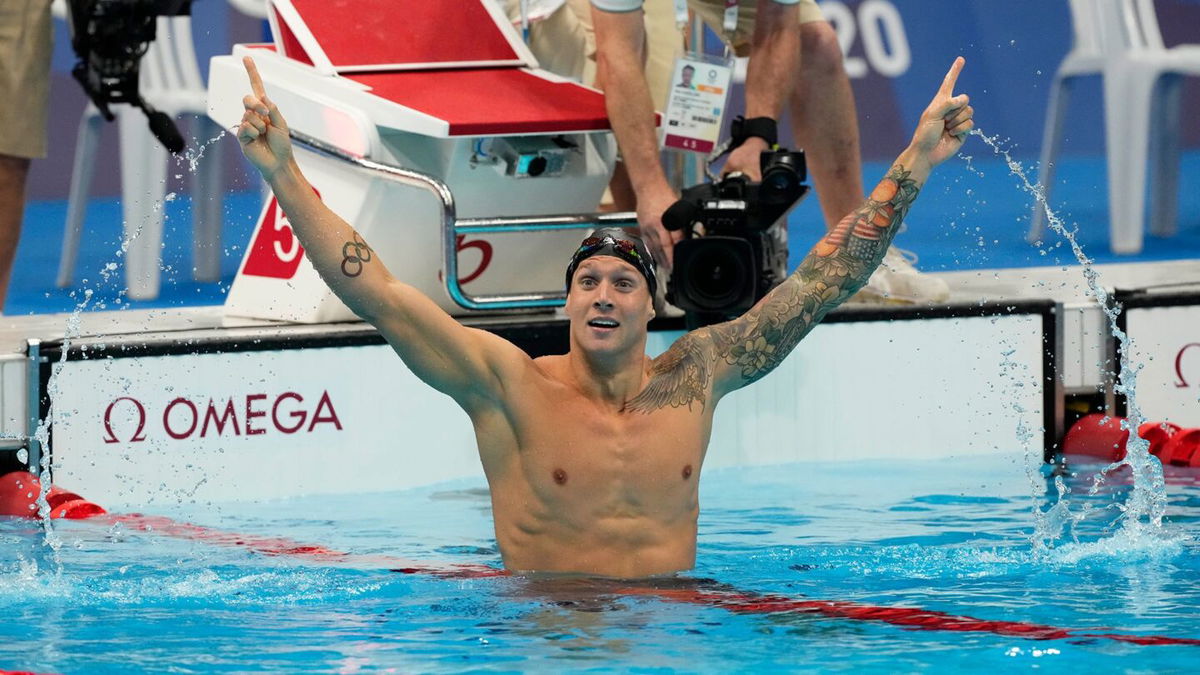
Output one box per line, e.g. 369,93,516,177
938,57,965,97
243,56,267,100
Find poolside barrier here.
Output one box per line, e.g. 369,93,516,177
1063,414,1200,466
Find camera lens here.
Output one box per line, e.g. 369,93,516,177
761,165,797,198
527,156,547,177
684,244,751,309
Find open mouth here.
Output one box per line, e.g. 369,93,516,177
587,318,620,331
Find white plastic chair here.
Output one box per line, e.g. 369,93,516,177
226,0,269,19
1028,0,1200,253
58,15,223,300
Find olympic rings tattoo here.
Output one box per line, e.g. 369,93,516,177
341,233,373,277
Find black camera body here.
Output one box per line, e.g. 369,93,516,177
663,149,809,326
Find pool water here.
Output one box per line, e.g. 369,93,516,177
2,453,1198,673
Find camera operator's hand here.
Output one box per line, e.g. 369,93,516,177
908,57,973,169
238,57,293,181
722,136,770,182
638,187,684,272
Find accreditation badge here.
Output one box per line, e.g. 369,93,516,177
661,53,734,155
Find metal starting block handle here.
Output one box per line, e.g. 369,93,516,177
290,131,635,311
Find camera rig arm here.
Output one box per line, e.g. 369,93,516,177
66,0,192,154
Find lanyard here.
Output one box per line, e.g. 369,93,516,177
722,0,738,34
673,0,739,37
673,0,688,28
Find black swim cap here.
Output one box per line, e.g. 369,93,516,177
564,227,658,299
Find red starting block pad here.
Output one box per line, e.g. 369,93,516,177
242,43,611,138
253,0,614,138
348,69,610,136
269,0,537,75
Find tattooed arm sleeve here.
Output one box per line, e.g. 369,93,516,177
625,156,930,414
625,60,972,413
707,160,925,391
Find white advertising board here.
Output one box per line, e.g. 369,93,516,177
50,343,479,508
49,310,1047,507
1124,303,1200,426
649,312,1047,467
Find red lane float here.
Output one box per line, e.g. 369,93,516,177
0,472,106,519
618,587,1200,646
1063,414,1200,466
4,471,1200,646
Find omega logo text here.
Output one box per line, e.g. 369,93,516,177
1175,342,1200,388
102,391,343,443
103,397,147,443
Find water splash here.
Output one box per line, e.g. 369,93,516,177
12,128,234,571
180,128,228,174
968,129,1172,553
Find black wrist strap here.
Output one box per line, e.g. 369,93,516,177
729,115,778,149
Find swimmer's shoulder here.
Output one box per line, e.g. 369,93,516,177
525,354,583,393
531,353,567,380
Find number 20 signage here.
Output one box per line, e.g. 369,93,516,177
820,0,912,78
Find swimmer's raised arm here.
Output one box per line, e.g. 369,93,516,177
236,57,530,410
625,58,973,412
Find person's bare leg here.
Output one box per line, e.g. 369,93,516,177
592,0,679,214
0,153,30,310
608,162,638,211
789,21,863,230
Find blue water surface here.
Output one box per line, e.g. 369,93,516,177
1,454,1198,673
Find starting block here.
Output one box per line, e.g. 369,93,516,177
206,0,621,322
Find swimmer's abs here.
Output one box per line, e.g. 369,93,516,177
497,516,699,578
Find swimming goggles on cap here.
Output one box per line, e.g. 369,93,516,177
575,235,644,262
565,232,658,298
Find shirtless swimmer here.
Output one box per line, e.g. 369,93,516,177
236,55,974,579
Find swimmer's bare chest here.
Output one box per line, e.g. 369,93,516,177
470,355,715,574
519,391,705,500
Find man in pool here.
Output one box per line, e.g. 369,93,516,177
236,56,973,578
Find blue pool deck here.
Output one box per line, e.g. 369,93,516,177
5,151,1199,318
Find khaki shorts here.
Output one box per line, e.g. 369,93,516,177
689,0,824,56
0,0,52,159
515,0,824,110
565,0,682,105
